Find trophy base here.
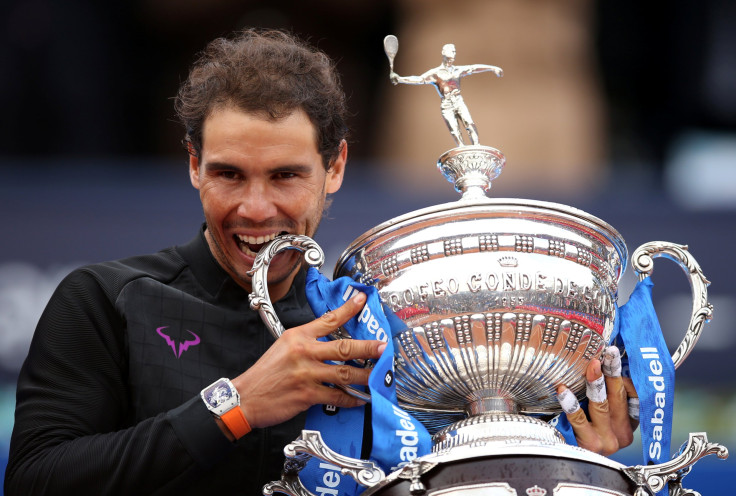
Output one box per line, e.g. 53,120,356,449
432,413,565,452
365,449,635,496
266,430,727,496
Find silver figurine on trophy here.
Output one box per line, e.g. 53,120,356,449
387,34,506,201
386,35,502,148
249,35,728,496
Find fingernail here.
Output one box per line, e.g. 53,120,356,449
351,292,366,305
377,342,387,355
586,359,602,382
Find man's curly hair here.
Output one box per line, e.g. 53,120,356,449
175,29,348,169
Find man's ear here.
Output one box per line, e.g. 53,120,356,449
189,154,201,190
326,140,347,194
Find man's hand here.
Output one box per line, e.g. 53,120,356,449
233,291,386,429
557,346,638,455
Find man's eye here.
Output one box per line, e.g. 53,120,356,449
275,172,297,180
220,170,239,180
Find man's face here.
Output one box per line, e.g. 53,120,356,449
190,106,346,300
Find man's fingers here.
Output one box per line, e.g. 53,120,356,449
623,377,640,429
587,397,619,455
601,345,629,437
601,346,622,378
315,361,373,387
586,361,607,403
282,289,386,366
306,291,367,339
559,359,619,455
318,384,369,410
305,291,388,361
585,362,619,455
557,386,603,453
601,345,638,435
605,374,633,445
313,335,386,364
557,385,580,416
556,350,638,455
623,377,638,398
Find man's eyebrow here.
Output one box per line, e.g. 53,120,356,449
204,161,240,171
269,164,314,174
203,162,315,174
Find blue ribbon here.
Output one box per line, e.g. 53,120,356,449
300,268,432,495
299,271,672,496
617,277,674,496
299,403,365,495
551,277,674,492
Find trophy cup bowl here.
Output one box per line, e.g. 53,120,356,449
333,196,625,431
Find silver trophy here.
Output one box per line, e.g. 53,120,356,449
249,35,728,496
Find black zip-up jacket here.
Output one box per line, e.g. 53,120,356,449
5,227,313,495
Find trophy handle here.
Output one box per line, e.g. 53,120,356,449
622,432,728,495
631,242,713,369
248,234,372,403
262,430,386,496
248,234,325,339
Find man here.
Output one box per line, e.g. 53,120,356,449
5,29,634,495
5,29,383,495
390,43,503,146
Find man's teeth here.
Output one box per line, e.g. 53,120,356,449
236,233,279,245
235,232,282,256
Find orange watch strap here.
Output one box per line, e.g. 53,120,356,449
221,407,251,439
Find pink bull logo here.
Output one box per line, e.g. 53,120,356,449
156,326,200,358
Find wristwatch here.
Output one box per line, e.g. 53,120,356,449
200,378,251,439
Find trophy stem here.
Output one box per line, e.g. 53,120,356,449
466,396,519,416
437,145,505,199
433,413,566,452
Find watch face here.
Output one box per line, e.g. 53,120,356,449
205,384,232,407
201,379,239,416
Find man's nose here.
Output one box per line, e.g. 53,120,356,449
235,181,278,222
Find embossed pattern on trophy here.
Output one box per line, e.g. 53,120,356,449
334,199,626,428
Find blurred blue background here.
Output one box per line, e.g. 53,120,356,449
1,1,734,493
